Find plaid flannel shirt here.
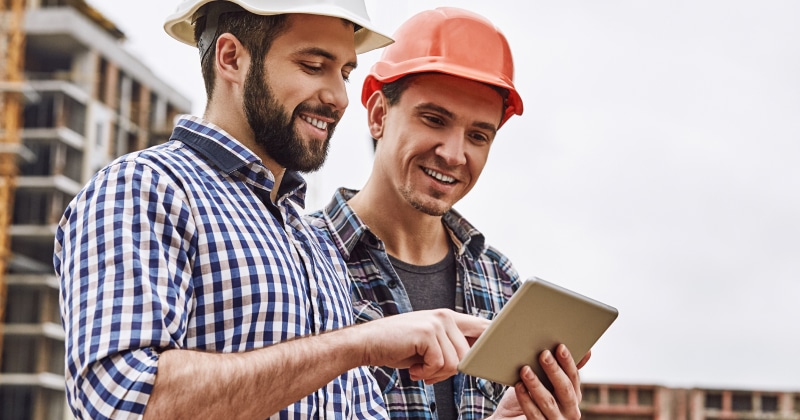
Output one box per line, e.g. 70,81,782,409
54,116,387,419
307,188,522,420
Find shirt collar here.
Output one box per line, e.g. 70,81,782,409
320,188,486,260
442,208,485,257
171,115,308,207
318,188,373,261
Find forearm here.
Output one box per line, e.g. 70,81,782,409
143,327,367,419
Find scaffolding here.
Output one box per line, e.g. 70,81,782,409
0,0,26,369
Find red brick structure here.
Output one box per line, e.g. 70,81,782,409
581,383,800,420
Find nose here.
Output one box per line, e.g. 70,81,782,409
435,132,467,166
320,76,349,112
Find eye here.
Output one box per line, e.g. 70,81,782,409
301,63,323,74
422,114,445,127
469,131,492,144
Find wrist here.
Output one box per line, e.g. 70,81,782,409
319,324,372,369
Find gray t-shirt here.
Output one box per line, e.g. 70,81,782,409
388,247,457,420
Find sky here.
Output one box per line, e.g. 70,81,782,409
86,0,800,391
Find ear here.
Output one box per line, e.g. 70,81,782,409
214,33,248,88
366,90,388,140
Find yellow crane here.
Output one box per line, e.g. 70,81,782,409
0,0,26,369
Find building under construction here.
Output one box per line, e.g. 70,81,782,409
0,0,191,418
580,382,800,420
3,2,800,420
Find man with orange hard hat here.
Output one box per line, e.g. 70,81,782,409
55,1,496,419
309,7,588,419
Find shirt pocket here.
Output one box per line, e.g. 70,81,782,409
469,307,496,321
370,365,399,394
352,299,385,324
475,376,506,405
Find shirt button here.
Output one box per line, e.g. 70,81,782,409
387,280,399,289
429,401,437,413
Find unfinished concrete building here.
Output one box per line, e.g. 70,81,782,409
0,1,191,418
580,383,800,420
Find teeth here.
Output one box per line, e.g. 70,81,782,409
423,168,456,184
301,115,328,130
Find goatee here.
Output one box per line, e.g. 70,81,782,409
243,65,339,172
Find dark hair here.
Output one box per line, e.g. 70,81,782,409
193,4,289,100
381,72,510,118
380,74,417,106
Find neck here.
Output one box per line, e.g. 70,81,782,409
203,102,286,201
349,182,450,265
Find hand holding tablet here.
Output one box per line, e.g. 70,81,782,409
457,277,618,389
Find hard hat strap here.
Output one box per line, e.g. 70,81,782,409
196,2,246,62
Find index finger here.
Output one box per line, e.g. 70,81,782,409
451,312,491,339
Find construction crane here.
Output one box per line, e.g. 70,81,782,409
0,0,26,370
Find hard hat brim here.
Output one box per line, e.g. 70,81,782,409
164,1,393,54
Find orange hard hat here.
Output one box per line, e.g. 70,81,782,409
362,7,523,127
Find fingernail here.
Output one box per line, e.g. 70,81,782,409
543,350,553,364
523,366,536,381
559,344,569,359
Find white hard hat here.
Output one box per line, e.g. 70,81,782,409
164,0,393,55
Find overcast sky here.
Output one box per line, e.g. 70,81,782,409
87,0,800,391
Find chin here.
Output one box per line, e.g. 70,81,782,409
412,201,452,217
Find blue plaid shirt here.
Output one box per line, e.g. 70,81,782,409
54,116,387,419
307,188,522,420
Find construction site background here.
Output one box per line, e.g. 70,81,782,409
1,1,799,420
0,0,190,417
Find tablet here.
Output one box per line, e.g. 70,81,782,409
457,277,618,389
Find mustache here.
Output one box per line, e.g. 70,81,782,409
293,102,341,126
428,156,461,173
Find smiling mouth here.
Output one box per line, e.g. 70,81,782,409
300,115,328,130
423,167,457,184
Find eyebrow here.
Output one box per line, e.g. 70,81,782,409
415,102,498,135
295,47,358,70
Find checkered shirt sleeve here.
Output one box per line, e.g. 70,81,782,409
54,117,387,419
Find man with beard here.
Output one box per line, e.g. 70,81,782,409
54,2,492,419
307,8,589,420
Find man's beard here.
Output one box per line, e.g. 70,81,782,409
399,186,450,217
243,64,339,172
